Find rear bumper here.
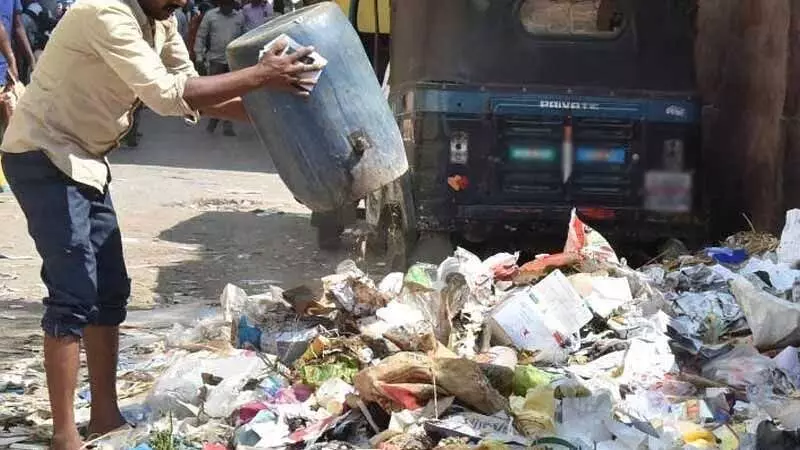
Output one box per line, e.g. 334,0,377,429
417,204,707,242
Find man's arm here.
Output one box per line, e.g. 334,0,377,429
0,22,18,81
85,4,320,118
161,16,248,121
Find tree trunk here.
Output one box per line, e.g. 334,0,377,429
783,0,800,212
709,0,790,233
695,0,738,106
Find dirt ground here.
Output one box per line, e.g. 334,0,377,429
0,110,380,363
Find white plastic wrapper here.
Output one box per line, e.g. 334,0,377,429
778,209,800,265
731,275,800,349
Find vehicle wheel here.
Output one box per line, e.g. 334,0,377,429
317,225,344,251
408,232,454,266
363,205,409,270
365,208,390,257
385,208,410,271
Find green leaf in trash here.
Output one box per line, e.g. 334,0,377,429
300,361,359,387
512,365,561,396
151,413,176,450
404,263,438,289
530,437,580,449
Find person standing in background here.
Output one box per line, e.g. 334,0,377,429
194,0,244,136
187,0,212,70
174,5,189,41
242,0,270,31
0,20,16,193
2,0,34,86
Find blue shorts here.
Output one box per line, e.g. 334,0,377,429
1,151,130,338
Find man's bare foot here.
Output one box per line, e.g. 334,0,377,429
86,413,127,438
51,432,83,450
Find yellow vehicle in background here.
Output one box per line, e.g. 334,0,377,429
333,0,390,34
333,0,390,78
0,163,7,192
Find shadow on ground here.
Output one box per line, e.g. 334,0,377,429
110,112,278,174
154,210,363,300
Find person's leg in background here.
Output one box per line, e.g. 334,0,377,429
205,62,225,134
122,105,142,148
207,61,236,136
0,95,8,193
220,64,235,137
1,152,129,449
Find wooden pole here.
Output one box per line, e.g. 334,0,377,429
709,0,790,233
783,0,800,212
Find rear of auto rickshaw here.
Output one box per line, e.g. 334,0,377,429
366,0,706,265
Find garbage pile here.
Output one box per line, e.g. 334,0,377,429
7,209,800,449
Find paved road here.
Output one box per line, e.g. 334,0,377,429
0,110,377,360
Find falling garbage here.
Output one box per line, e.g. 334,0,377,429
9,209,800,449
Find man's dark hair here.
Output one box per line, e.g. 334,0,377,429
198,0,214,13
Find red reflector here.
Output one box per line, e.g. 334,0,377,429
577,207,616,221
448,175,469,191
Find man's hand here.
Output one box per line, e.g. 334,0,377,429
7,59,18,82
183,41,325,111
254,40,325,97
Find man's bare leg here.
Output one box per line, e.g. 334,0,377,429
44,335,82,450
84,326,126,437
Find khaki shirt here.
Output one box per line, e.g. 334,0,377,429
1,0,200,192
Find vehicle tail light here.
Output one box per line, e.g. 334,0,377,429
448,175,469,191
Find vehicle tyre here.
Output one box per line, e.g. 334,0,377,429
384,208,410,271
408,232,454,266
317,224,344,251
365,207,391,257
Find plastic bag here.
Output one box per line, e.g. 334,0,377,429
438,247,492,294
203,353,269,418
353,352,508,414
483,252,520,281
747,383,800,430
315,378,355,415
378,272,405,296
323,268,389,319
518,209,618,280
146,352,214,416
165,317,231,350
221,283,249,323
147,351,267,418
260,325,322,365
701,346,775,390
564,208,619,268
731,275,800,349
778,209,800,265
509,387,556,438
